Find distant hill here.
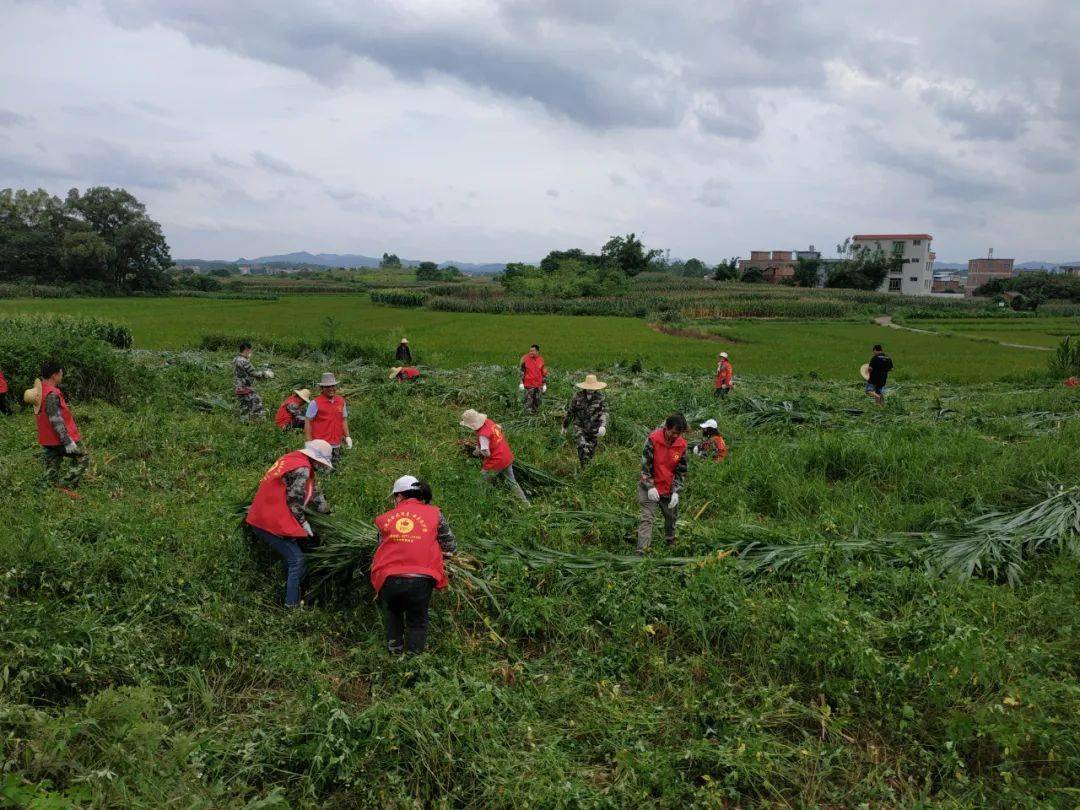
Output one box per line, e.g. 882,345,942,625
237,251,507,274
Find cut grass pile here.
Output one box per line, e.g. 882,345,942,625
1,343,1078,805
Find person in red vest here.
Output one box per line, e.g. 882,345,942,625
519,344,547,413
459,408,529,503
714,352,734,399
371,475,458,654
0,366,11,415
25,361,90,490
245,439,333,607
304,372,352,464
636,413,689,553
692,419,728,462
389,366,421,383
274,388,310,431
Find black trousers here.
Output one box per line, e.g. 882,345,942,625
0,392,11,415
378,575,435,654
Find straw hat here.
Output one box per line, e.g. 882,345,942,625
23,378,43,414
459,408,487,430
719,351,729,359
300,439,334,469
400,338,409,344
699,419,718,430
318,372,339,387
860,364,871,381
575,374,607,391
293,388,311,403
389,367,403,379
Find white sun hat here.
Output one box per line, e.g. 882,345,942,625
300,439,334,469
719,352,729,359
699,419,718,430
392,474,420,495
459,408,487,430
319,372,339,387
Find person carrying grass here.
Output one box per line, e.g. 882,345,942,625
714,352,733,399
390,366,421,383
305,372,353,464
245,439,334,608
692,419,728,462
460,408,529,503
562,374,609,468
25,360,90,493
274,388,310,431
636,413,689,554
864,344,893,406
371,475,457,655
233,341,275,420
519,344,548,414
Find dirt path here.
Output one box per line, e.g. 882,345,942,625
874,314,1052,351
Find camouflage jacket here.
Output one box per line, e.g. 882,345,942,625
45,391,74,446
233,355,267,391
283,467,329,525
563,390,608,433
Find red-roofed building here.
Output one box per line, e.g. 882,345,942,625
851,233,935,295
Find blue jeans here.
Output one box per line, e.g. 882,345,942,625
252,527,305,606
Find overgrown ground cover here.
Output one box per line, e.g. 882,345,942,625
906,317,1080,349
1,321,1078,806
0,295,1062,381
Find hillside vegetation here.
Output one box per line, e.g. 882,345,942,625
1,317,1078,806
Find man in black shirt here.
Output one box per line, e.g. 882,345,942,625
866,344,893,405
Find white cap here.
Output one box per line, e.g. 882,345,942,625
300,439,334,469
719,352,729,359
392,474,420,495
699,419,718,430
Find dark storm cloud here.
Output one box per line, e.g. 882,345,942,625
920,87,1029,141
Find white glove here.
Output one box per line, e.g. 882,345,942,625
647,487,660,502
542,384,547,393
65,440,79,454
597,426,606,437
668,492,680,508
519,383,525,391
345,437,353,450
263,369,275,379
302,520,314,537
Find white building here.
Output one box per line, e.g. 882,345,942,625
851,233,935,296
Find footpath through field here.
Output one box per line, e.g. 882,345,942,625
874,315,1053,352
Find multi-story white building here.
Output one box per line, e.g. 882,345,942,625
851,233,934,295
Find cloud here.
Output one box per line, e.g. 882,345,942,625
251,149,304,177
546,188,559,198
697,178,728,208
0,108,30,126
921,86,1028,141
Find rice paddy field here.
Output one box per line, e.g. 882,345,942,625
0,294,1072,382
1,308,1078,806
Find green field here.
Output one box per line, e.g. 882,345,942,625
912,317,1080,349
0,295,1066,382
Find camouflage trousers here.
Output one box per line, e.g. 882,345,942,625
522,387,542,413
41,445,90,489
573,429,599,467
237,391,265,420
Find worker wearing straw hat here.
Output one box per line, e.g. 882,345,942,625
519,344,547,414
372,475,457,655
459,409,529,503
305,372,352,464
864,344,893,406
389,366,420,383
233,341,275,420
274,388,311,430
692,419,728,462
562,374,609,468
246,439,334,608
26,360,90,491
395,338,413,364
714,352,733,399
636,413,689,554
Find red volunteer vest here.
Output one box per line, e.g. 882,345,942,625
714,360,733,388
275,394,305,429
371,499,449,594
245,451,315,538
646,428,686,496
398,367,420,381
478,418,514,471
708,435,728,462
309,394,346,446
0,369,7,394
521,354,546,388
36,382,81,446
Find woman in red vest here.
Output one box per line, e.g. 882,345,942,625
245,439,333,607
274,388,310,430
519,344,547,413
26,360,90,490
692,419,728,463
389,366,421,382
304,373,352,463
372,475,457,654
636,413,689,553
459,408,529,503
0,366,11,415
714,352,734,399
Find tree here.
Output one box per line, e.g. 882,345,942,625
415,261,441,281
793,256,822,288
601,233,662,277
826,238,899,291
713,257,739,281
681,258,707,277
540,248,604,275
380,252,402,268
740,266,765,283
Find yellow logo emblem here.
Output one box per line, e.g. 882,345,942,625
394,517,415,534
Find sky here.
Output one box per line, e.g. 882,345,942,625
1,0,1078,264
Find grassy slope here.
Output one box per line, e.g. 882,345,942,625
1,354,1077,806
0,295,1060,381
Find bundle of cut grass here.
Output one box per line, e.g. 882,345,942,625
511,460,567,490
471,535,710,571
735,397,830,428
192,393,235,412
